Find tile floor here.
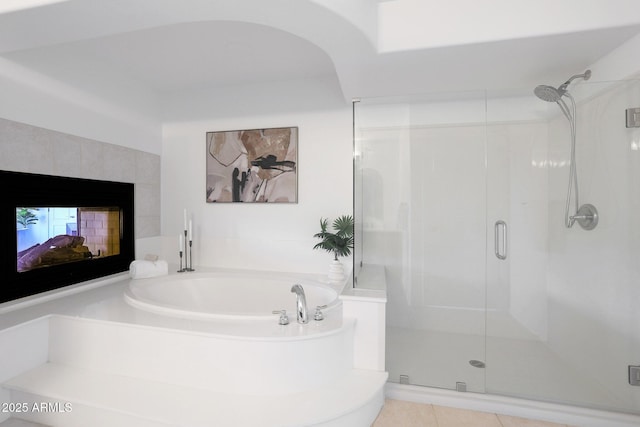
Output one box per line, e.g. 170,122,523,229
372,399,573,427
1,399,572,427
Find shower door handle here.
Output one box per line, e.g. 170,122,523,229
494,220,507,260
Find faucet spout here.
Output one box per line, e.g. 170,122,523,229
290,284,308,324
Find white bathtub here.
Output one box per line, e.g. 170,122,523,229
124,272,340,321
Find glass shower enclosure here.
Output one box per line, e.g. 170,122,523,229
353,78,640,414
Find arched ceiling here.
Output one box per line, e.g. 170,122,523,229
2,20,338,95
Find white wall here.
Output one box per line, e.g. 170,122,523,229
159,76,353,274
0,56,163,155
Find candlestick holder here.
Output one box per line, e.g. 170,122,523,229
186,240,195,271
178,250,185,272
182,229,191,272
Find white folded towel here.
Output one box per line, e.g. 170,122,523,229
129,259,169,279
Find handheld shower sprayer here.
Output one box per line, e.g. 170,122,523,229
534,69,591,104
533,69,598,230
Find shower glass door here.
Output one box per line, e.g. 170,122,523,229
483,88,553,401
484,79,640,415
354,92,489,392
355,78,640,415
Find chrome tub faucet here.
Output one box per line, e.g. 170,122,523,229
290,284,308,324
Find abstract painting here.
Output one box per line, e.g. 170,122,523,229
206,127,298,203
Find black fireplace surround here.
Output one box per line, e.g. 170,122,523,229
1,170,135,303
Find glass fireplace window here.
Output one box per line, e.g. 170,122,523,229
1,170,134,303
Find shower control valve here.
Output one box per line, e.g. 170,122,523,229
272,309,289,325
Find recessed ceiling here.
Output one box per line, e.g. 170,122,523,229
0,1,639,102
346,24,640,99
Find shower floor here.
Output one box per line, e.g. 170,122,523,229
386,325,624,413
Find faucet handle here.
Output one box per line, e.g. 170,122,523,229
314,305,328,321
272,309,290,325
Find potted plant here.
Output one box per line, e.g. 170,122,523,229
313,215,354,282
16,208,39,229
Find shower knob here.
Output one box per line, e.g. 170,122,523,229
314,305,327,321
571,204,599,231
272,309,289,325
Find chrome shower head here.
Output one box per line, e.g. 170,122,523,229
534,85,564,102
534,70,591,103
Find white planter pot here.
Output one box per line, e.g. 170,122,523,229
328,259,345,283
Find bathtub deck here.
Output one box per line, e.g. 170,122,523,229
0,270,387,426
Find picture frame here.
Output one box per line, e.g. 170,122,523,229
206,127,298,203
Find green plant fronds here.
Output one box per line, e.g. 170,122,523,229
312,215,354,260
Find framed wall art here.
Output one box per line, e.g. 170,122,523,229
206,127,298,203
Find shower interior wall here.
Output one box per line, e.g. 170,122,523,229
357,95,548,336
543,79,640,410
356,79,640,413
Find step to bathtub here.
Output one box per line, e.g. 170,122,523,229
3,363,387,427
